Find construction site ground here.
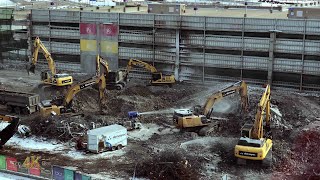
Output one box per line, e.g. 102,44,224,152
0,65,320,179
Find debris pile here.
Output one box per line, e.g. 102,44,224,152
135,150,202,180
27,114,100,141
278,121,320,176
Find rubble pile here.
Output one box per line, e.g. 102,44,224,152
27,114,104,141
292,128,320,175
107,85,197,116
135,150,203,180
277,122,320,176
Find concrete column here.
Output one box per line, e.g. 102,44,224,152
268,30,281,86
175,29,180,81
27,13,32,63
268,31,275,85
96,22,101,56
300,19,307,91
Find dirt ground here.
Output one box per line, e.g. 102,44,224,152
0,66,320,179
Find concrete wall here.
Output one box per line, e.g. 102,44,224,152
30,10,320,91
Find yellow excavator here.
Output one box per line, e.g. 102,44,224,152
97,55,127,90
27,36,73,87
124,59,175,86
173,80,249,136
234,84,273,167
39,58,108,117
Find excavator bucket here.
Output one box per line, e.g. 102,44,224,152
0,117,20,148
26,64,36,74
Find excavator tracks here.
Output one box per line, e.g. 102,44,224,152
262,150,273,167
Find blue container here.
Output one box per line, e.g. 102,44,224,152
74,172,82,180
52,166,64,180
128,111,139,119
74,172,91,180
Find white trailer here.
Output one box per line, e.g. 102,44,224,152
87,124,127,153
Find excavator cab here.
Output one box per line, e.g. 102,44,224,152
240,123,253,138
106,71,126,90
38,100,64,116
41,71,50,81
173,109,209,130
173,109,193,124
151,73,162,81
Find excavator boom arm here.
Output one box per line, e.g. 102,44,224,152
62,56,108,109
252,85,271,139
126,59,158,75
96,55,109,76
96,55,108,103
63,77,98,108
30,37,56,75
202,81,249,118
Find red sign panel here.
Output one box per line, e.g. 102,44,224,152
29,167,41,176
100,24,118,37
80,23,97,35
6,157,17,172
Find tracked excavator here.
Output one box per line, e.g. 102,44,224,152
39,58,108,117
173,80,249,136
124,59,175,86
27,36,73,88
96,55,127,90
234,84,273,167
